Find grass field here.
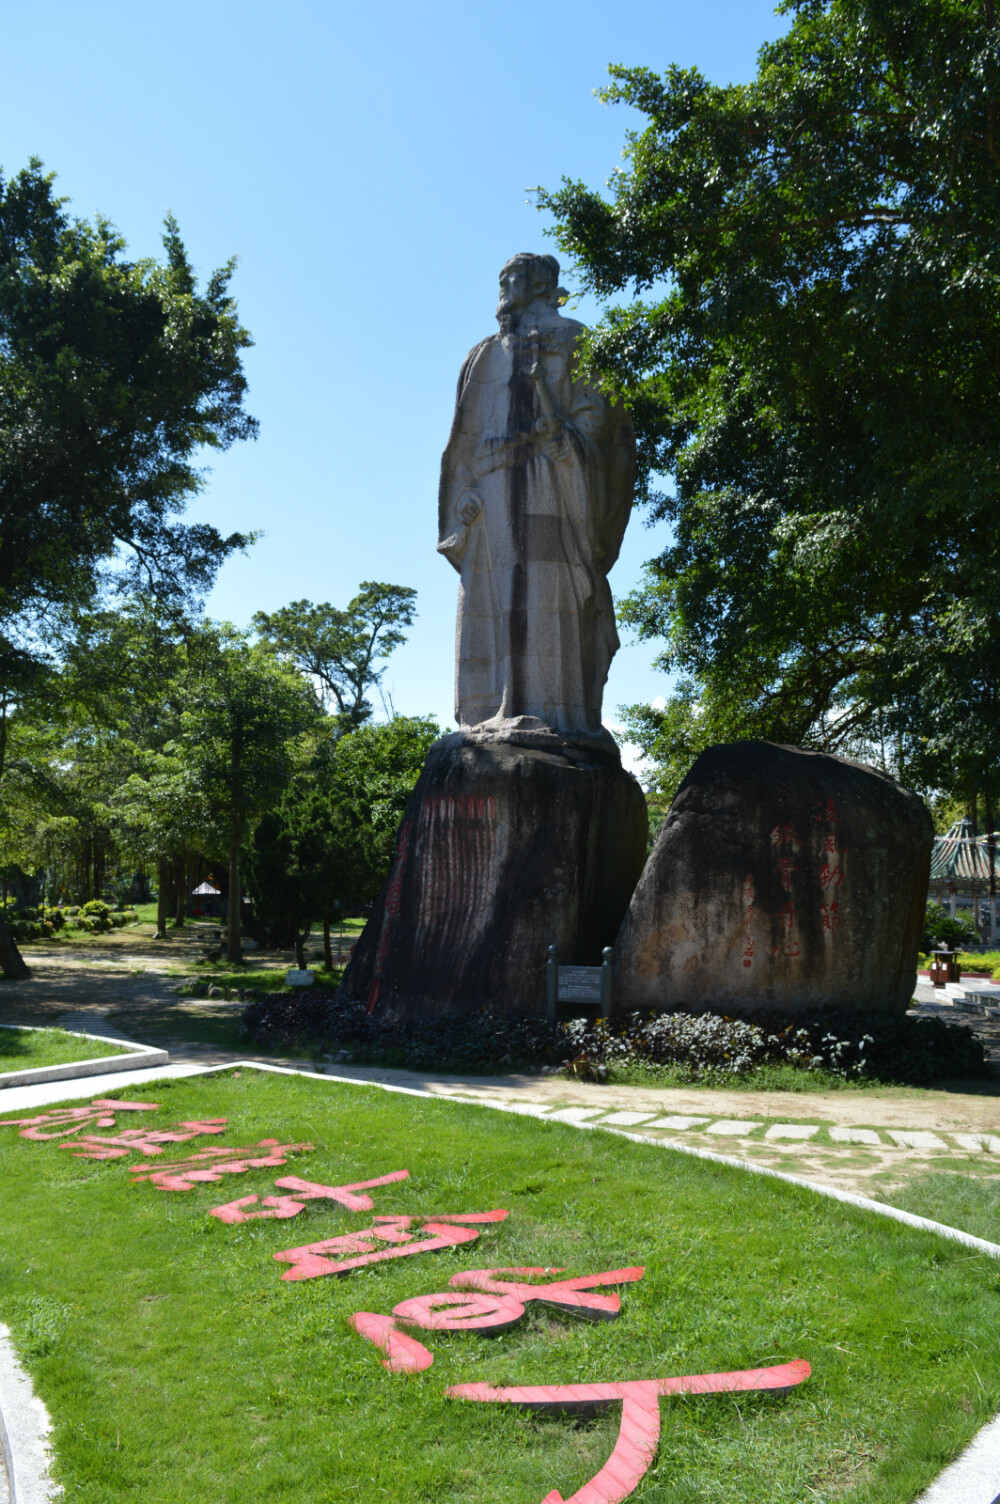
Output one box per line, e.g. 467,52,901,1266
0,1026,129,1072
1,1069,999,1503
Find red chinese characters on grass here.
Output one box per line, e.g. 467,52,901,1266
449,1361,811,1504
350,1266,645,1375
128,1139,314,1191
59,1119,229,1161
209,1169,409,1223
0,1099,159,1140
273,1209,509,1281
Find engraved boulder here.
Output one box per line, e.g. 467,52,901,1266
614,741,933,1016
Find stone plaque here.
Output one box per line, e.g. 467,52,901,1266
558,966,603,1003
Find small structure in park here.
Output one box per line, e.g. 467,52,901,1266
190,881,222,919
929,818,1000,944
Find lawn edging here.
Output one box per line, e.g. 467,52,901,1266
0,1322,57,1504
0,1025,168,1091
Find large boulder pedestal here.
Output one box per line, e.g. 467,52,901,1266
340,731,648,1019
615,741,933,1017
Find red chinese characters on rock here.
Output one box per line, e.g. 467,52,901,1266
449,1361,811,1504
209,1169,409,1223
741,875,755,967
769,823,803,960
351,1266,645,1374
128,1139,314,1191
59,1119,229,1161
769,823,801,852
0,1099,159,1140
273,1209,509,1281
816,803,848,931
771,899,801,959
813,798,839,825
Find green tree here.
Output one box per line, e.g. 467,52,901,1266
330,716,440,886
181,631,322,963
0,161,257,684
253,583,418,732
116,756,220,941
539,0,1000,803
246,714,439,969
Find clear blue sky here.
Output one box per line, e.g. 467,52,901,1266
3,0,787,740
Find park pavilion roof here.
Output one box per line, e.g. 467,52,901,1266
929,819,1000,884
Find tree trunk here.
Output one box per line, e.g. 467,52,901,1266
155,861,170,940
323,907,333,970
0,915,30,979
172,853,185,927
81,836,92,903
226,822,244,965
294,906,311,971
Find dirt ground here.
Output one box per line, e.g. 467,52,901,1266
3,925,1000,1202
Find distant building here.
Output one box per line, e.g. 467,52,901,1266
191,881,223,919
929,818,999,944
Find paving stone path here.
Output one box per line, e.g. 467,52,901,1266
3,940,1000,1204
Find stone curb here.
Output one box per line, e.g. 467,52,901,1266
0,1025,168,1091
0,1324,57,1503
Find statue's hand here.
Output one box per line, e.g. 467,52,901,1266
459,495,483,525
534,415,571,462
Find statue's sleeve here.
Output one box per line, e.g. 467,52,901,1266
437,337,494,569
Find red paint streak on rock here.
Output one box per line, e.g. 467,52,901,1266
450,1361,810,1504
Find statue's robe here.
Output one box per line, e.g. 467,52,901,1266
437,310,634,735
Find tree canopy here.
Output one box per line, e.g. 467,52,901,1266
0,161,257,685
253,582,418,732
538,0,1000,813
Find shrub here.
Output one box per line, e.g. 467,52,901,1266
65,906,80,917
240,992,991,1087
7,918,44,941
71,916,94,933
80,900,112,932
43,906,65,930
922,902,979,951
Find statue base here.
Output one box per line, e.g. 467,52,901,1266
339,730,648,1019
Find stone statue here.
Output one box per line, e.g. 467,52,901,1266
438,253,634,740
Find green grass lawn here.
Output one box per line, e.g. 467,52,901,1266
882,1167,1000,1245
0,1026,129,1072
1,1070,999,1503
